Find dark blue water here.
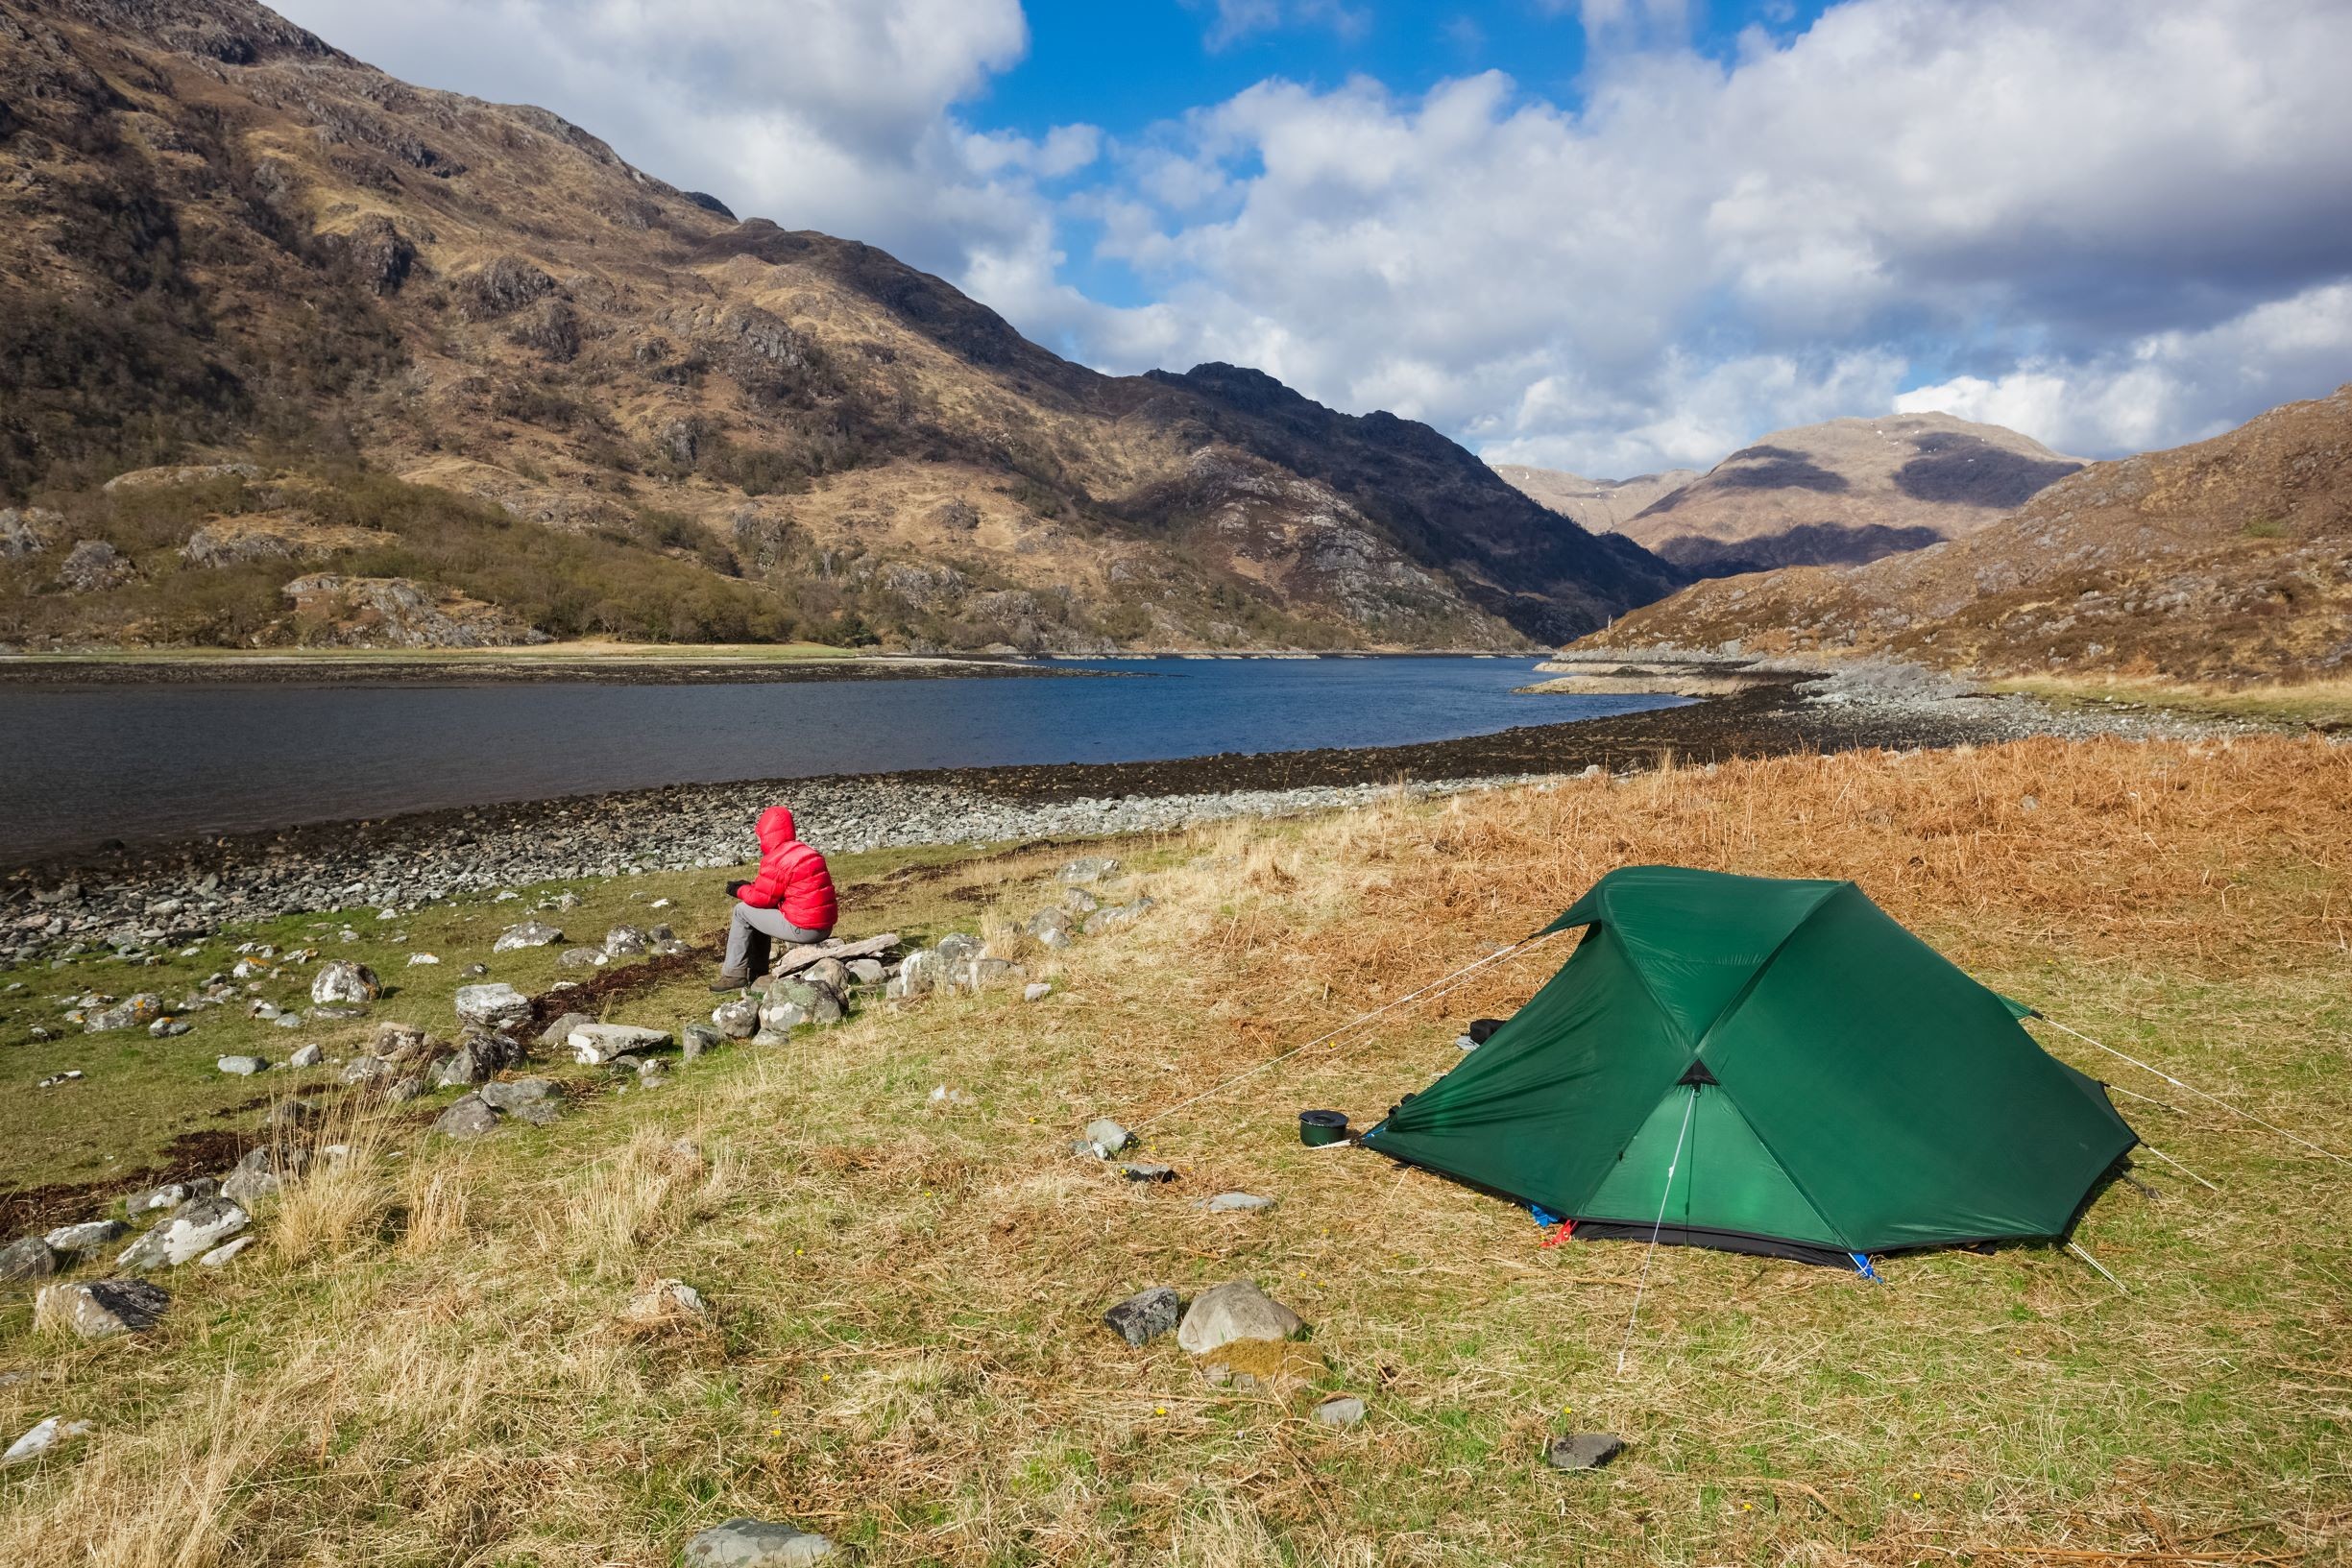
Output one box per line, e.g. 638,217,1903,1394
0,657,1678,863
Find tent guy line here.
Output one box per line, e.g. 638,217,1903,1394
2032,1016,2349,1166
1616,1085,1700,1373
1127,928,1566,1135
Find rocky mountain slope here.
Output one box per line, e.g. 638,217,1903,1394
1578,386,2352,683
0,0,1683,654
1499,414,2083,577
1489,465,1699,533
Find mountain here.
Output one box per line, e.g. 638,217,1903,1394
1488,465,1700,532
0,0,1684,654
1498,414,2084,577
1578,386,2352,683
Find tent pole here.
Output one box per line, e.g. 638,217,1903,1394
1615,1086,1698,1375
2034,1016,2348,1167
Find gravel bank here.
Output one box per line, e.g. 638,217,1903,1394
0,667,2277,968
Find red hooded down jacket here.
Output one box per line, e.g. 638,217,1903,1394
740,807,838,934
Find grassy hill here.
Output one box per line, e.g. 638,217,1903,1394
2,738,2346,1562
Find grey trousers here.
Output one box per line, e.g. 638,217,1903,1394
723,902,828,978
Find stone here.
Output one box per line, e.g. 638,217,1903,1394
1203,1193,1275,1213
681,1518,840,1566
220,1167,279,1204
934,932,983,966
3,1415,94,1467
1023,982,1052,1003
437,1028,522,1086
286,1043,323,1070
1176,1279,1306,1356
801,956,852,993
770,978,843,1025
568,1022,670,1065
536,1010,593,1050
625,1278,709,1322
274,1011,307,1028
263,1098,322,1130
1545,1434,1626,1471
1311,1395,1367,1428
58,539,136,592
682,1022,721,1060
116,1197,249,1270
492,921,564,953
126,1179,215,1216
1084,898,1154,935
511,1099,562,1126
478,1077,558,1113
198,1236,255,1268
1058,856,1120,883
407,953,441,966
216,1054,267,1075
758,999,809,1033
1024,906,1076,948
1081,1119,1131,1158
712,997,761,1038
384,1074,427,1104
454,982,531,1029
372,1021,433,1060
891,947,946,998
309,960,379,1005
434,1094,501,1138
771,931,899,977
559,947,606,969
1060,886,1100,915
36,1278,170,1339
1103,1286,1182,1347
961,957,1022,993
340,1054,393,1086
149,1017,191,1038
85,993,163,1032
1119,1162,1177,1183
0,1236,62,1281
44,1219,127,1252
928,1084,976,1106
845,958,887,986
603,925,649,956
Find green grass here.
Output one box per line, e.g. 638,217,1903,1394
0,742,2346,1564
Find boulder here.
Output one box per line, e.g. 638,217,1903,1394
1024,906,1076,948
801,956,852,993
1103,1286,1181,1347
768,978,842,1025
220,1168,279,1205
85,993,163,1032
682,1022,721,1060
478,1077,559,1113
681,1519,839,1566
711,998,760,1038
1084,898,1154,935
1058,856,1120,883
149,1017,191,1038
567,1022,670,1065
492,921,564,953
1081,1119,1131,1158
36,1278,170,1339
286,1043,323,1069
115,1197,249,1270
538,1011,594,1049
844,958,887,986
1311,1395,1367,1428
340,1054,393,1086
603,926,649,956
1060,887,1100,916
198,1236,255,1268
125,1179,215,1216
934,932,983,966
757,999,808,1033
44,1219,127,1252
436,1027,523,1086
1176,1280,1305,1356
58,539,135,592
309,960,379,1005
890,948,946,998
1023,982,1052,1003
216,1055,267,1076
559,947,605,969
1545,1434,1626,1471
454,982,530,1029
0,1236,61,1282
772,931,899,977
434,1094,501,1138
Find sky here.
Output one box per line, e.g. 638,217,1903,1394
273,0,2352,478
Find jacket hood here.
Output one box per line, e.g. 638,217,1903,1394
756,806,796,852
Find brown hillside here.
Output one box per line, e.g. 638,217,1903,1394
1580,385,2352,683
1490,464,1699,531
1507,413,2082,577
0,0,1683,652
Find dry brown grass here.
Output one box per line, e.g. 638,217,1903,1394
1,736,2346,1565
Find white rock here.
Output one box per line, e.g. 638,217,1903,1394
3,1416,93,1467
286,1043,323,1069
197,1237,255,1268
454,982,530,1029
567,1022,671,1065
1176,1279,1305,1355
1023,982,1052,1002
407,953,441,966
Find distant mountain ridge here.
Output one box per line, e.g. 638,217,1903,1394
1577,385,2352,683
0,0,1685,652
1496,413,2084,577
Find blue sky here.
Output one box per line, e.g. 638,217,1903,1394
279,0,2352,475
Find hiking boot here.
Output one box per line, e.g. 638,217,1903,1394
709,970,749,992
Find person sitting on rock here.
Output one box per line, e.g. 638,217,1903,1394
715,806,838,990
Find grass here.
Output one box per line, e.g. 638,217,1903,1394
2,736,2348,1564
1985,674,2352,730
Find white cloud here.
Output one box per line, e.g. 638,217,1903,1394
1058,0,2352,471
1190,0,1370,53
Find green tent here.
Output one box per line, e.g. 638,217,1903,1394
1363,866,2136,1265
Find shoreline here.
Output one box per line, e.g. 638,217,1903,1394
0,670,2267,967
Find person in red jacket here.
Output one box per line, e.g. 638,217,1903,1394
715,805,839,988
